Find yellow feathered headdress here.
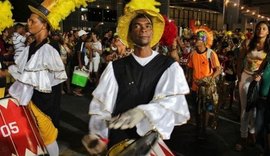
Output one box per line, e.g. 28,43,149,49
117,0,165,48
28,0,95,30
0,0,14,34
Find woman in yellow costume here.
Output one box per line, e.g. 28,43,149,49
8,0,94,155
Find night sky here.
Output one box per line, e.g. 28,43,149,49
10,0,42,22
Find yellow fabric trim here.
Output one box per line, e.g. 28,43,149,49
0,87,5,98
28,101,58,145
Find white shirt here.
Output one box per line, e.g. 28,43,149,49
92,41,102,60
88,51,190,139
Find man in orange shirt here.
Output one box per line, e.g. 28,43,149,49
187,30,221,139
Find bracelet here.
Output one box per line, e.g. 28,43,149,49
100,138,109,144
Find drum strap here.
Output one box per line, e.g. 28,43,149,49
207,48,213,74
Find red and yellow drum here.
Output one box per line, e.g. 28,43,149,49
0,98,47,156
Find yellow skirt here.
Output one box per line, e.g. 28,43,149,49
28,101,58,145
0,87,5,98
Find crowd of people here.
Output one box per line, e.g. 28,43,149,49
0,15,270,156
0,0,270,155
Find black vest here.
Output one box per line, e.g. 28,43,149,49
109,54,174,147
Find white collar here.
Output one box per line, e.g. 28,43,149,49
131,51,159,66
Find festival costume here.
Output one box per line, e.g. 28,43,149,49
187,25,221,135
85,0,190,155
187,49,220,91
187,48,220,130
0,0,93,155
9,41,67,144
188,24,218,92
89,51,190,145
7,0,95,154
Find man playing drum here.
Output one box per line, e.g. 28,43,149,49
82,0,190,155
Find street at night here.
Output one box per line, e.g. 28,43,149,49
1,0,270,155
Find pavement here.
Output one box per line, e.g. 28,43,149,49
57,93,262,156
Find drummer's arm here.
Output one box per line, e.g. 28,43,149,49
136,94,189,139
89,98,110,138
88,62,118,138
136,62,190,139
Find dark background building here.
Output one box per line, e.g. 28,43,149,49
9,0,270,32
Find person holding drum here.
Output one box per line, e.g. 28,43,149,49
82,0,190,155
6,0,81,155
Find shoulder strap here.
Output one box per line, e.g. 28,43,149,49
207,48,212,59
207,48,213,73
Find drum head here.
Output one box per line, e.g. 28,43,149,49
108,131,159,156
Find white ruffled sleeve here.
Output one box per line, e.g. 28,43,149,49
8,44,67,105
136,62,190,139
88,62,118,138
9,44,67,92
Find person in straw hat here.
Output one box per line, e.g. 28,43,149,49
82,0,190,155
8,0,93,155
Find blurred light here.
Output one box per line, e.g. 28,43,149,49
233,3,237,6
252,12,255,15
246,9,250,13
97,5,100,8
209,0,212,2
240,6,244,10
80,7,88,12
106,6,109,9
195,20,201,26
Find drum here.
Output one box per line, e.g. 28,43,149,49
107,131,174,156
0,98,47,156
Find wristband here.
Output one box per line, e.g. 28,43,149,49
100,138,109,144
